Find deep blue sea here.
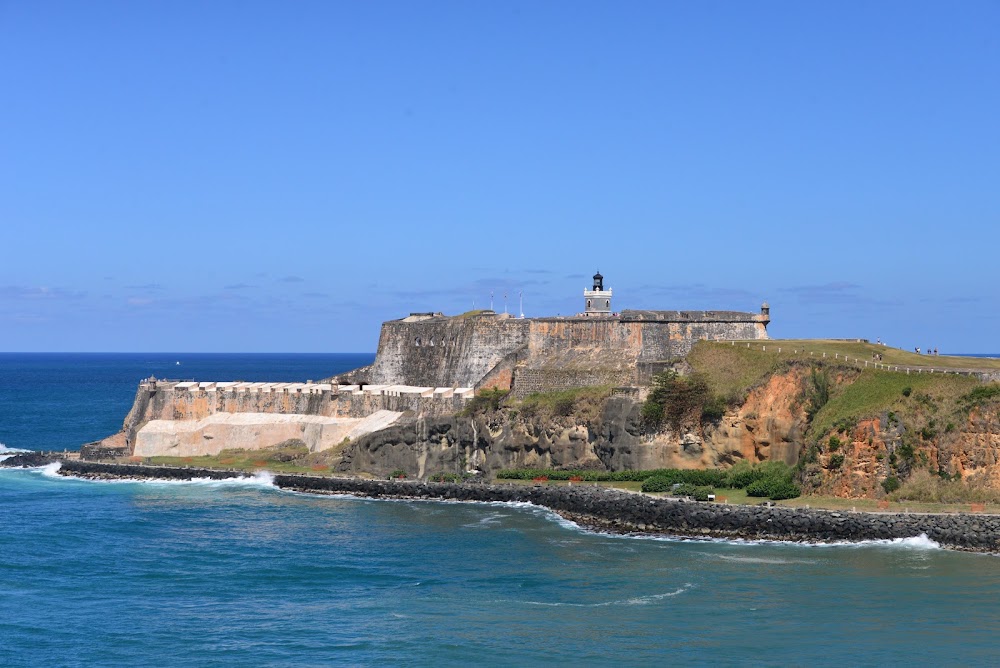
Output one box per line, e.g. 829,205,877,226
3,353,1000,666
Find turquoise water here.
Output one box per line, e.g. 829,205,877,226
3,354,1000,665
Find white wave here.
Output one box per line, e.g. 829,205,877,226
49,467,277,489
519,584,693,608
883,533,941,550
0,444,31,462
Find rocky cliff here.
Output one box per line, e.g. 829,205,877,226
336,365,1000,501
337,370,812,479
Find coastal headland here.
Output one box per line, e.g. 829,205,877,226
11,457,1000,553
80,273,1000,513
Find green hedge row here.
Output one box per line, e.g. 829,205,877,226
496,468,728,486
498,461,801,500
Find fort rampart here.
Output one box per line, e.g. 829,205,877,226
353,308,769,394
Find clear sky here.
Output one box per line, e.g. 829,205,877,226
2,1,998,353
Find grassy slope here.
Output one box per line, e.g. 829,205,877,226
736,339,1000,370
687,340,984,441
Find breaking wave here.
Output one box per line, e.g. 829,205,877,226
0,444,31,463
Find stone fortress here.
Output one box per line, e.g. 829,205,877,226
344,272,770,395
90,273,769,459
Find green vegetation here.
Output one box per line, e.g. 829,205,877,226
461,388,510,416
640,475,673,493
959,383,1000,412
805,366,832,421
889,469,1000,504
641,370,729,432
516,386,612,422
497,467,726,486
389,469,407,479
808,372,977,440
686,342,788,402
720,339,1000,371
499,461,799,500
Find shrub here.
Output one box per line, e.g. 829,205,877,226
828,436,842,452
701,395,728,423
641,475,673,493
496,468,728,486
882,476,900,494
462,388,510,416
724,460,793,489
897,441,915,462
960,384,1000,411
805,366,831,421
389,469,407,479
902,386,912,397
767,481,801,500
745,478,800,499
828,453,845,469
644,370,727,431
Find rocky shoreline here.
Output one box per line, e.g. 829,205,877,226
6,456,1000,553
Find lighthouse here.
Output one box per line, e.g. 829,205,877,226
583,271,612,316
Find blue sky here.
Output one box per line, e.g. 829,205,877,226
2,1,997,352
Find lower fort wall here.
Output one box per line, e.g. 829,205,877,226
121,381,473,453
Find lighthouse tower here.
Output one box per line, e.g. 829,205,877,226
583,271,612,316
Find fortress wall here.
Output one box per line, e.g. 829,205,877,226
512,367,635,397
366,316,530,387
527,319,643,357
120,383,471,454
635,319,768,361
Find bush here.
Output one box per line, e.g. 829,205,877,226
828,436,842,452
461,388,510,416
882,476,900,494
641,475,672,493
767,481,802,500
828,453,845,469
902,386,912,397
805,366,831,420
701,395,728,423
389,469,407,479
644,370,728,431
496,467,729,486
745,477,801,500
724,460,793,489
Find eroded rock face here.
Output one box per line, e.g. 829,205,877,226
337,370,814,478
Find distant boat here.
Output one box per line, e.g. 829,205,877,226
176,361,181,365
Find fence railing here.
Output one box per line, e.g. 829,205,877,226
721,340,993,378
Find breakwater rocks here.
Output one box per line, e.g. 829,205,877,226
53,461,1000,552
0,451,62,467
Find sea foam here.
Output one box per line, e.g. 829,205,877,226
0,444,31,463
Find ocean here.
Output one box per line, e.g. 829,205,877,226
2,354,1000,666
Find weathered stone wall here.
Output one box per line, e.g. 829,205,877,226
116,383,470,456
365,314,531,387
512,368,634,397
